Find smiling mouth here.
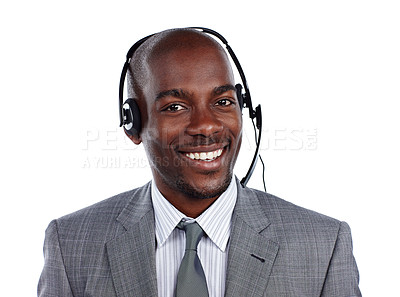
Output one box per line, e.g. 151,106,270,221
184,148,223,162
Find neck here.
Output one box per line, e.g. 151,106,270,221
161,189,220,218
153,179,223,218
171,196,219,218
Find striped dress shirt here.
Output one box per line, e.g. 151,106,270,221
151,176,237,297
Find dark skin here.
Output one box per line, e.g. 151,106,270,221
126,31,242,218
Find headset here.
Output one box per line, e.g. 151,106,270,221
118,27,264,189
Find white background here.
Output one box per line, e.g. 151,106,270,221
1,0,399,296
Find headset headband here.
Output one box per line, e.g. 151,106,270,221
119,27,256,127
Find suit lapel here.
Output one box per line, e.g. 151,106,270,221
225,181,279,297
106,183,158,297
104,180,278,297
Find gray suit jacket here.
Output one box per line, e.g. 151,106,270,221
38,180,361,296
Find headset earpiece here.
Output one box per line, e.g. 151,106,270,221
122,98,141,136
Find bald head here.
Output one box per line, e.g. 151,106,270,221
127,28,231,99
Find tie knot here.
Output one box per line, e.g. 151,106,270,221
177,220,204,251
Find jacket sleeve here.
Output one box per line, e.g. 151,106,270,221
320,221,362,297
38,220,75,297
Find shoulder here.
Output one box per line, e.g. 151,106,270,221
236,187,360,295
60,182,150,223
237,186,356,263
238,185,344,238
242,185,339,221
47,182,152,241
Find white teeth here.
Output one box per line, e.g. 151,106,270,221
185,149,223,161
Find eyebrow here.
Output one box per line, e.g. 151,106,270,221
155,84,236,101
213,84,237,95
155,89,191,101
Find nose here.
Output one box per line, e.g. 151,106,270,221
186,109,223,137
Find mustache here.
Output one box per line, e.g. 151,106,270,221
174,135,230,149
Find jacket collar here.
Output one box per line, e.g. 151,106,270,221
224,179,279,297
106,182,159,297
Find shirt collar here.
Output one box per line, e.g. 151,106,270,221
151,176,237,252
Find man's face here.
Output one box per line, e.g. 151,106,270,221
140,44,242,200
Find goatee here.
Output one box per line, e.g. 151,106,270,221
175,172,232,200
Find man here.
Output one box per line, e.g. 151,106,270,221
38,28,361,296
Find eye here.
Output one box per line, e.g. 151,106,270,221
215,98,234,106
163,103,186,112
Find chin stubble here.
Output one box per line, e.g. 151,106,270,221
175,172,232,200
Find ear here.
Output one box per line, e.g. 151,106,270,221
124,128,142,145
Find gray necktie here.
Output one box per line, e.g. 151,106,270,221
175,220,209,297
